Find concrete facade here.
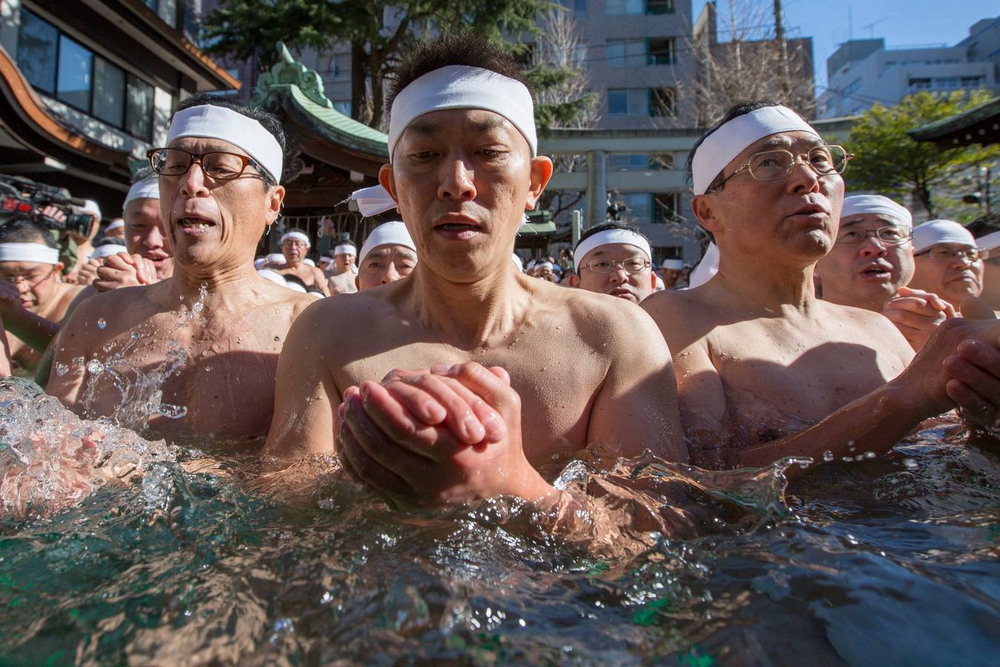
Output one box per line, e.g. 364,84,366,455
818,17,1000,119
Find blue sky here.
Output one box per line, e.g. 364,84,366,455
691,1,998,92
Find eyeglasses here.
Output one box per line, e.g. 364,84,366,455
709,145,853,193
1,267,56,287
836,225,912,246
146,148,263,181
915,246,988,262
583,258,651,274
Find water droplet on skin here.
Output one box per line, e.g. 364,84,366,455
822,450,834,462
86,359,104,374
97,318,106,330
274,336,280,342
55,363,68,377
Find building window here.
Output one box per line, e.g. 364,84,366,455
960,75,985,87
646,0,675,15
650,87,675,116
619,193,652,221
909,77,931,90
16,9,156,141
606,0,674,14
608,154,650,170
648,38,674,65
606,39,646,67
561,0,587,15
653,193,681,223
56,35,92,110
16,10,58,93
608,88,647,116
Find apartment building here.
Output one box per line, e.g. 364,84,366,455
817,17,1000,119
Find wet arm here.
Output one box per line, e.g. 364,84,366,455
262,308,341,459
587,311,686,463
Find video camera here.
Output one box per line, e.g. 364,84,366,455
0,173,95,237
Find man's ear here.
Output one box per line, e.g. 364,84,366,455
567,273,580,288
691,194,724,235
524,156,554,211
378,164,399,202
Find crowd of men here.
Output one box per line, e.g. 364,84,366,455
2,32,999,519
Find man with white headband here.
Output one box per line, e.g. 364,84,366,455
907,219,985,312
265,34,684,516
659,258,685,290
568,222,656,303
47,95,315,442
355,221,418,291
104,218,125,239
327,242,358,295
642,100,1000,473
0,217,84,372
275,229,329,296
815,194,956,351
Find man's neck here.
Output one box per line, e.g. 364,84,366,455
410,264,532,350
714,257,820,314
170,263,258,301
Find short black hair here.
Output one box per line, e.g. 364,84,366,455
173,93,285,187
386,32,529,125
0,217,57,248
687,100,781,194
573,221,650,275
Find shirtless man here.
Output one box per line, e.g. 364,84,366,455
0,217,85,372
355,221,417,291
326,242,358,295
816,194,953,350
641,101,1000,472
275,230,330,296
568,222,657,303
47,95,314,441
265,35,684,506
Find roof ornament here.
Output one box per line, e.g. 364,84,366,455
251,41,333,110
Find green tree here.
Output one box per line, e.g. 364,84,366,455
846,91,1000,219
201,0,561,129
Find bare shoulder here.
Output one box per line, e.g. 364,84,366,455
539,282,667,354
816,299,912,357
641,286,721,351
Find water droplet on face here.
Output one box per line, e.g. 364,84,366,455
97,318,106,330
274,336,280,342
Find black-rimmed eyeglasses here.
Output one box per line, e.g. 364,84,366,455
146,148,264,181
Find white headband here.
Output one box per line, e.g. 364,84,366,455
123,175,159,212
334,244,356,256
535,260,554,271
167,105,283,184
105,219,125,232
688,243,720,288
388,65,537,161
661,258,684,270
511,253,524,272
0,243,60,264
359,221,416,263
81,199,101,218
692,105,818,195
90,243,127,260
912,220,976,253
280,230,310,247
574,229,652,269
841,195,912,229
351,185,398,217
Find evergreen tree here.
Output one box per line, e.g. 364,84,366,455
846,91,1000,220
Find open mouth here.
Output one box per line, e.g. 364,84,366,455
177,216,216,231
860,264,892,279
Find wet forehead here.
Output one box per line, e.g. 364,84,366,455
367,244,417,259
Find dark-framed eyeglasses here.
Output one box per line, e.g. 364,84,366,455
583,258,651,274
709,145,853,193
836,225,912,246
146,148,263,181
915,246,988,262
0,267,57,287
